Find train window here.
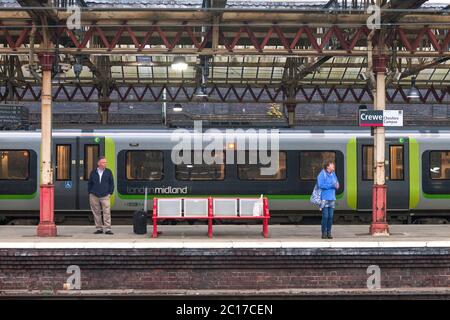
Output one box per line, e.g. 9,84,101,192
389,145,404,181
299,151,336,180
430,151,450,180
175,151,225,181
0,150,29,180
56,145,71,181
84,145,100,180
238,151,286,181
126,151,163,180
362,145,374,181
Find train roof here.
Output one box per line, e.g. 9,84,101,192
1,127,450,135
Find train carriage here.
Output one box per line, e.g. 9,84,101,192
1,129,449,224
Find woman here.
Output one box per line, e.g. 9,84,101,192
317,160,339,239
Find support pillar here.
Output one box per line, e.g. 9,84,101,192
286,102,296,127
99,101,110,125
370,55,389,236
37,53,57,237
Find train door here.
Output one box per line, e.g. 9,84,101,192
53,139,77,210
53,137,103,210
356,137,409,210
78,137,103,210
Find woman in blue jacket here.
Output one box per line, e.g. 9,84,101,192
317,160,339,239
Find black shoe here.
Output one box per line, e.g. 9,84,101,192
321,233,327,239
94,230,103,234
105,230,114,235
327,234,333,239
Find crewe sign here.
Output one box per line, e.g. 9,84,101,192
359,110,403,127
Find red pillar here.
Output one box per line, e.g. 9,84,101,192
37,53,57,237
152,198,158,238
208,197,213,238
262,197,269,238
370,55,389,236
37,185,56,236
370,185,389,235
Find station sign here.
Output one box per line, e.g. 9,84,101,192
359,110,403,127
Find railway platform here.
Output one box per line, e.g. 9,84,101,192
0,224,449,246
0,224,449,298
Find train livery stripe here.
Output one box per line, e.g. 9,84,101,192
117,194,345,200
409,138,420,208
423,193,450,199
346,137,357,210
105,137,116,207
0,193,37,200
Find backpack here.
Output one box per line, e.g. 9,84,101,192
310,183,322,207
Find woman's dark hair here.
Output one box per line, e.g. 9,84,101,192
323,160,335,170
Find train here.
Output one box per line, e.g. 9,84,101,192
0,128,449,224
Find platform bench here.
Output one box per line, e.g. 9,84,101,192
151,197,270,238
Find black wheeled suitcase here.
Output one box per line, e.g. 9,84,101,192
133,187,148,234
133,210,148,234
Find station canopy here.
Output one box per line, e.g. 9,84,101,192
1,0,450,121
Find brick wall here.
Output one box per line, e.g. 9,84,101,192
0,248,449,291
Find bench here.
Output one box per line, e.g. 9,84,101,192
151,197,270,238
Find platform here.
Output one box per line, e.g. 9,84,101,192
0,225,449,298
0,225,448,248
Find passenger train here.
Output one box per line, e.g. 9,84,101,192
0,128,449,224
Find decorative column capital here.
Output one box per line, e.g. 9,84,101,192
373,55,387,74
37,53,55,72
99,101,111,112
285,102,297,112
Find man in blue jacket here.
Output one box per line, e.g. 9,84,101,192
317,160,339,239
88,156,115,235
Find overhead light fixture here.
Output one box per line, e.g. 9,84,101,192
171,56,188,71
73,59,83,79
173,103,183,112
194,56,210,98
407,76,420,99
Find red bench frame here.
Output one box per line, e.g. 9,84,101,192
152,197,270,238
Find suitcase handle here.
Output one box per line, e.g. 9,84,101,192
143,187,148,212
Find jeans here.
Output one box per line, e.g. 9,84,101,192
321,206,334,235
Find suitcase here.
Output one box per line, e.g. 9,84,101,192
133,187,149,234
133,210,148,234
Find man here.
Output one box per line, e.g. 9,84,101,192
88,156,114,235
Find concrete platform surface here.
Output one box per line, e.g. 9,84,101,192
0,224,449,248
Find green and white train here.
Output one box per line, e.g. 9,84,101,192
0,128,449,223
